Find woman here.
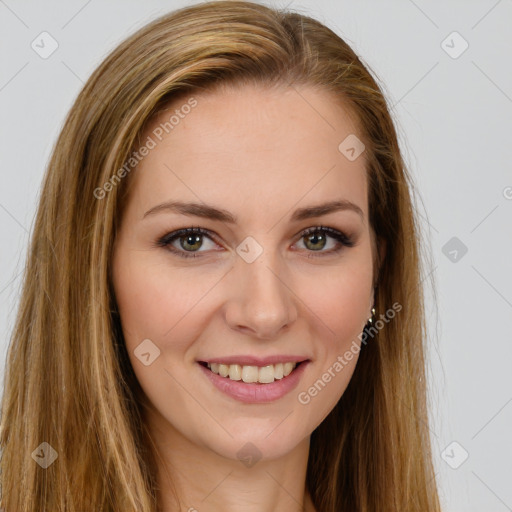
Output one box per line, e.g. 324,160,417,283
0,1,441,511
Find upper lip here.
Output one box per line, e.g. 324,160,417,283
198,355,310,366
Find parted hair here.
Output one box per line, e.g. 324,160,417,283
0,1,441,511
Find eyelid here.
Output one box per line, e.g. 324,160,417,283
156,226,221,252
156,225,355,259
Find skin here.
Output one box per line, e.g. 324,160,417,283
112,83,377,512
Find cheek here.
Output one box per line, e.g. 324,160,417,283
297,259,373,347
113,253,219,353
293,260,372,415
112,255,215,415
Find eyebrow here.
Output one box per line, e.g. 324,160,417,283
143,199,364,223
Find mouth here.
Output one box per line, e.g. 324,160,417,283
197,358,311,403
198,360,309,384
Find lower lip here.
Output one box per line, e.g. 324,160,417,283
198,361,310,403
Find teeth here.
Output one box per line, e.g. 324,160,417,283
218,364,229,378
274,363,284,380
206,362,299,383
229,364,242,381
283,362,295,376
242,365,258,383
258,365,274,384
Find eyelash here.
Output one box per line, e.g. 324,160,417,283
155,225,355,259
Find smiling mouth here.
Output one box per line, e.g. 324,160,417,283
198,361,307,384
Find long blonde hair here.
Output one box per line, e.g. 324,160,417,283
0,1,441,510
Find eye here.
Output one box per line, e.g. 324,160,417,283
294,226,355,257
155,227,220,258
155,225,355,259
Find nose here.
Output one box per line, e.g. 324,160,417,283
224,252,298,340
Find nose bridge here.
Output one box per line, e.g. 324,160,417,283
225,241,297,338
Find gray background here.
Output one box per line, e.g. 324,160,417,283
1,1,511,510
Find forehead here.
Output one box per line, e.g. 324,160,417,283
128,83,368,224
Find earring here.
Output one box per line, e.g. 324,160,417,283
360,305,377,347
362,305,376,330
368,306,376,324
361,291,377,347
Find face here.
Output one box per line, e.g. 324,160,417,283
112,83,375,462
